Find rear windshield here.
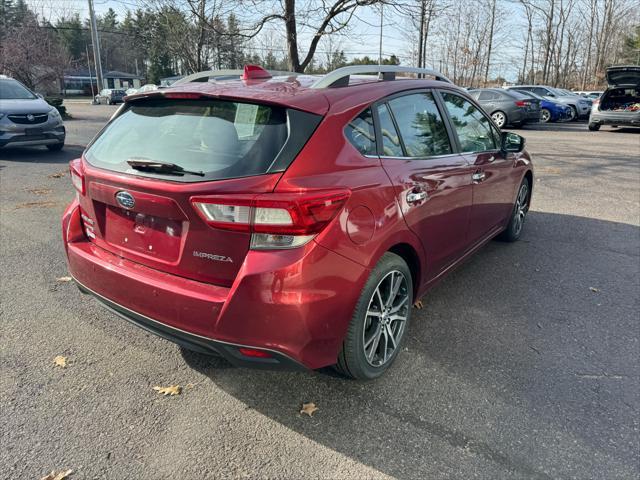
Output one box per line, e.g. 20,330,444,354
85,98,289,182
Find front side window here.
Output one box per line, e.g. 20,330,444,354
387,93,452,157
376,103,403,156
344,108,376,155
440,92,497,153
85,98,289,182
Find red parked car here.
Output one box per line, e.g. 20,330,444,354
62,65,533,379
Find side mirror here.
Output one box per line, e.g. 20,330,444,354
501,131,525,153
548,93,556,97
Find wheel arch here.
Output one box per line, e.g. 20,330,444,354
387,242,422,298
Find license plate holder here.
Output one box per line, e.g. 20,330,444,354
25,127,44,136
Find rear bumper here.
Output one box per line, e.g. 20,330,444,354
589,110,640,127
74,278,306,370
62,201,369,370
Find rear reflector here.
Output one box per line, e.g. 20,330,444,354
238,347,273,359
69,159,85,195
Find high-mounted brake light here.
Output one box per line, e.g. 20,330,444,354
191,190,350,249
162,92,203,100
242,64,272,80
69,159,85,195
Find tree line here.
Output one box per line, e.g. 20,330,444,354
0,0,638,92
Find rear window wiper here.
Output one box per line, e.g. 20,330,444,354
127,158,205,177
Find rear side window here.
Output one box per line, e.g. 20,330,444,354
376,103,403,156
387,92,452,157
440,92,497,152
478,91,499,101
85,98,291,182
345,108,376,155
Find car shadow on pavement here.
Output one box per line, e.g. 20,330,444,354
180,211,639,479
0,145,84,164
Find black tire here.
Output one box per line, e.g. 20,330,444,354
496,177,530,242
47,141,64,151
569,105,578,121
588,123,600,131
335,252,413,380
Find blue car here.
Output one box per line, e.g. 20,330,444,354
510,89,572,123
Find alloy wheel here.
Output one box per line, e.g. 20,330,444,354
492,111,506,128
513,183,529,235
541,109,551,123
362,270,410,367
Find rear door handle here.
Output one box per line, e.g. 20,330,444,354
406,190,428,204
472,171,486,183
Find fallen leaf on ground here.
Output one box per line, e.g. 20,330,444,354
48,172,66,178
40,469,73,480
300,402,319,417
153,385,181,396
53,355,68,368
413,300,424,309
56,276,72,282
589,287,600,293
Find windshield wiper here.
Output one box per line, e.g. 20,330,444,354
127,157,205,177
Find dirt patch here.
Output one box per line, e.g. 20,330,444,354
48,171,66,178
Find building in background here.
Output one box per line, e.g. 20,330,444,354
63,69,143,95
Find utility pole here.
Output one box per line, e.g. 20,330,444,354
87,0,104,92
85,44,96,99
378,4,383,66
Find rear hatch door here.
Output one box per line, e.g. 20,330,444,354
606,66,640,87
78,94,322,286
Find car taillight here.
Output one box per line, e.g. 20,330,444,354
69,159,85,195
592,98,600,106
515,101,529,107
191,189,350,249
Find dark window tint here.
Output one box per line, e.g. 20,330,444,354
478,90,499,101
441,92,497,152
376,103,403,156
85,99,289,182
532,87,549,96
387,93,452,157
345,108,376,155
0,79,37,99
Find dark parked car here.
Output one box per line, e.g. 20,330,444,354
468,88,541,128
506,85,591,120
95,88,126,105
0,76,65,150
588,65,640,131
509,89,572,123
62,65,533,379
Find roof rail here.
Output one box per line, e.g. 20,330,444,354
172,68,300,86
310,65,452,89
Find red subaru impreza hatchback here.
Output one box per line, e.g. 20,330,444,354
62,65,533,379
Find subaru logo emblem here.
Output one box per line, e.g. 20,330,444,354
26,114,35,122
115,191,135,209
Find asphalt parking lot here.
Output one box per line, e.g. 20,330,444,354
1,104,638,479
